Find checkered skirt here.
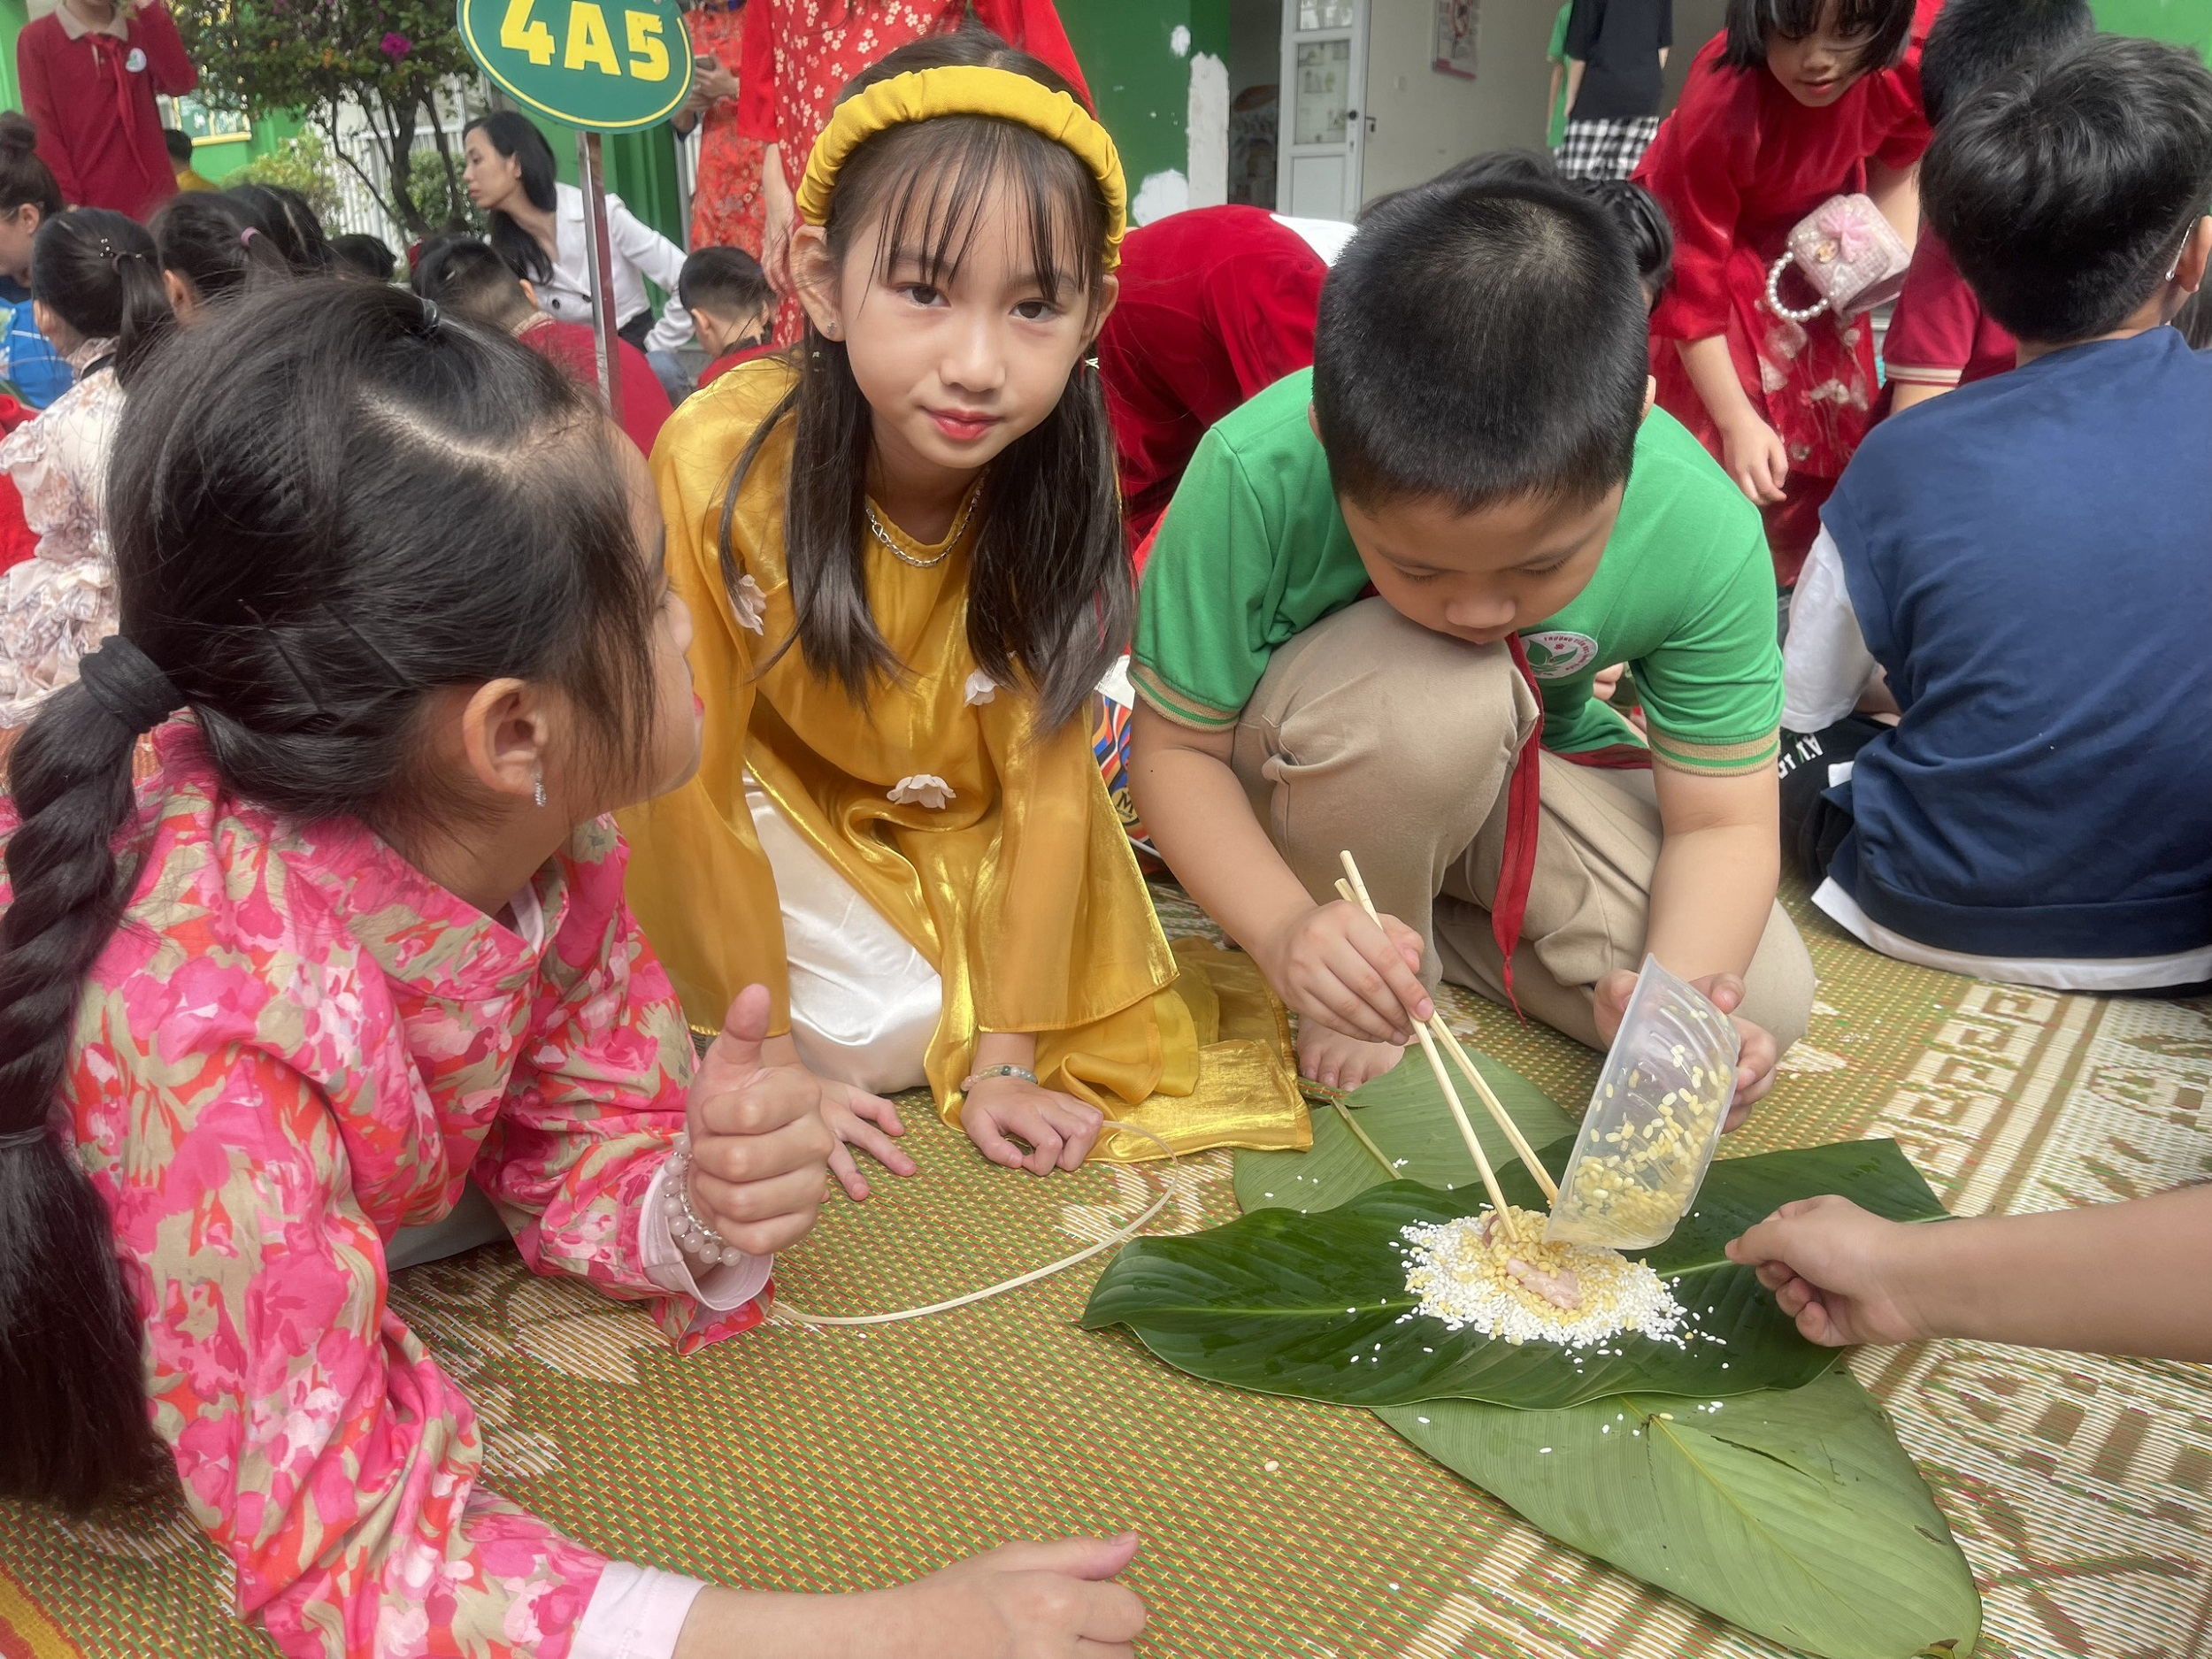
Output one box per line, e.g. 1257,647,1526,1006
1556,115,1662,180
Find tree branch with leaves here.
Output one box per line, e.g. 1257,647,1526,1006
173,0,480,237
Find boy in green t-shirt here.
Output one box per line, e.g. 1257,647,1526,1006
1129,172,1812,1106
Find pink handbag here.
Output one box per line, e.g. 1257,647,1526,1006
1764,193,1912,323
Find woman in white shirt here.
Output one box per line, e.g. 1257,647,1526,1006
460,111,693,365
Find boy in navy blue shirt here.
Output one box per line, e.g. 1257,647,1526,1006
1780,34,2212,992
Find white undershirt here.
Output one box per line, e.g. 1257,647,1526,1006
1780,530,1878,733
1811,878,2212,993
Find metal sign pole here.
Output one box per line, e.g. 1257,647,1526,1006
576,128,625,427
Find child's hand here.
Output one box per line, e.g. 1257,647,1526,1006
1592,970,1778,1126
1718,412,1790,504
816,1081,917,1202
1725,1196,1932,1347
961,1075,1105,1175
852,1533,1147,1656
1264,900,1433,1046
685,986,838,1257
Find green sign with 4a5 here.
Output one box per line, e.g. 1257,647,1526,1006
457,0,693,129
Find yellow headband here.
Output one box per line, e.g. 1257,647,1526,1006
795,65,1127,271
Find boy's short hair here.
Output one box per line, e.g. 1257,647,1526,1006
412,235,535,329
1313,176,1647,514
679,245,772,318
164,127,193,167
1720,0,1916,77
1919,0,2093,126
1924,35,2212,345
328,232,396,283
1580,178,1674,298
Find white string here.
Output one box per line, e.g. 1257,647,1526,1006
773,1121,1178,1328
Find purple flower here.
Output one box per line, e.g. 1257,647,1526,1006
380,31,411,59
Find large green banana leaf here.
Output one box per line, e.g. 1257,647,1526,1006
1189,1054,1979,1656
1236,1054,1577,1217
1084,1140,1947,1409
1379,1371,1982,1659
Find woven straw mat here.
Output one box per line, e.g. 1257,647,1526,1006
2,886,2207,1658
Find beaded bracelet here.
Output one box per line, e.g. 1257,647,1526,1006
663,1133,748,1268
961,1064,1039,1090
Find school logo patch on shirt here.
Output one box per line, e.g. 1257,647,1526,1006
1520,630,1600,680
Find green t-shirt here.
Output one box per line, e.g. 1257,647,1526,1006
1548,2,1574,149
1131,370,1784,777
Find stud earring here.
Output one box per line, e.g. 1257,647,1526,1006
533,766,547,810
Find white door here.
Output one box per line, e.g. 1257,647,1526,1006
1277,0,1368,222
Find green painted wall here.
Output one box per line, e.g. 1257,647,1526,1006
187,112,308,183
1060,0,1226,192
0,0,22,111
2092,0,2212,53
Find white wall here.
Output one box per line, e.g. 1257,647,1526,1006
1361,0,1561,202
1665,0,1731,109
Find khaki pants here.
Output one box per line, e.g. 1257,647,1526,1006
1230,598,1814,1055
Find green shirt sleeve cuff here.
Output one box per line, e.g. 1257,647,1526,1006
1129,660,1243,730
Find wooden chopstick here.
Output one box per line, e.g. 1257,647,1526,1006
1333,860,1560,1205
1431,1021,1558,1202
1334,853,1513,1224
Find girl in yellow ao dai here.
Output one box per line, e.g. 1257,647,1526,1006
619,33,1306,1194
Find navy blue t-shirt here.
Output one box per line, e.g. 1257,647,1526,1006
1822,326,2212,959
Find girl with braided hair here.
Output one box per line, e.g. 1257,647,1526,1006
0,277,1147,1657
0,207,172,732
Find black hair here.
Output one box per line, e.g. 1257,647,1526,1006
1314,176,1648,514
1722,0,1916,77
0,280,661,1514
680,244,773,319
1359,148,1558,222
0,114,63,220
411,234,536,330
163,127,194,168
29,211,174,386
1581,177,1674,300
1924,35,2212,345
329,232,398,284
727,26,1124,732
1920,0,2094,126
223,183,332,273
150,192,288,307
464,112,559,287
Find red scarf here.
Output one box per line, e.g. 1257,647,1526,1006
1493,635,1546,1018
84,31,164,199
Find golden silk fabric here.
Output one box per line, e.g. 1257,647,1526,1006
618,363,1306,1159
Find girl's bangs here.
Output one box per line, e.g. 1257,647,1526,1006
844,118,1103,306
1766,0,1906,44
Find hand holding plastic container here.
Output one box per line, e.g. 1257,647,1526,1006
1545,956,1740,1250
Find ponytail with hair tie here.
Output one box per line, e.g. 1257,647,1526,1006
150,194,284,313
30,210,176,387
75,638,180,735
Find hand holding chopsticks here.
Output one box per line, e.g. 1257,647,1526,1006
1333,851,1561,1208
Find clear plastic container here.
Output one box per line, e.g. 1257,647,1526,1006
1544,956,1740,1250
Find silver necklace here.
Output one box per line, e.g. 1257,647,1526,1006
866,483,981,569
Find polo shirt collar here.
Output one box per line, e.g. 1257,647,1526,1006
54,4,131,41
